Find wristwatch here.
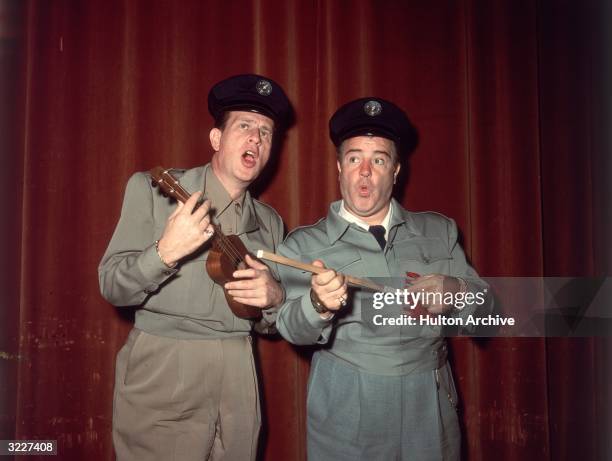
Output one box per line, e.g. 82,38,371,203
310,289,329,314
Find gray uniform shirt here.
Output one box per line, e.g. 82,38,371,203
99,164,283,339
276,199,491,375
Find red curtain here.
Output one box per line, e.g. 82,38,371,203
1,0,610,459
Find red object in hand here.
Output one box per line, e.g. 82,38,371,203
404,271,431,318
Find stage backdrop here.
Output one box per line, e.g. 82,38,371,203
1,0,610,460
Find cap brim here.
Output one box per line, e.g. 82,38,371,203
338,125,400,145
217,103,278,123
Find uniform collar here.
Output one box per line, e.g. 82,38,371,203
338,200,393,237
179,164,259,234
326,198,421,244
387,199,422,240
204,165,244,219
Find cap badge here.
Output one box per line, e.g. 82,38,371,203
364,100,382,117
256,79,272,96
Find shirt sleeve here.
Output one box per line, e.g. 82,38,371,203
98,172,178,307
275,240,335,345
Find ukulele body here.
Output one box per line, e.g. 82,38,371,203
206,234,263,319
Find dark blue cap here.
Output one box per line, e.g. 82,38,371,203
329,97,418,154
208,74,292,127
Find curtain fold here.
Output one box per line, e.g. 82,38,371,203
0,0,25,442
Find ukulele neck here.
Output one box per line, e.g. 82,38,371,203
150,166,242,258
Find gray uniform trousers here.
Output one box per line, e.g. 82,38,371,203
306,351,460,461
113,330,260,461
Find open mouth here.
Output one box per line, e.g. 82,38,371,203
358,184,371,197
241,150,258,167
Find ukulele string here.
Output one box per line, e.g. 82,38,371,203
160,170,248,266
210,222,246,266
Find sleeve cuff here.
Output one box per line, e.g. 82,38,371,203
450,278,493,323
300,293,333,327
253,305,279,335
136,244,179,293
300,293,334,344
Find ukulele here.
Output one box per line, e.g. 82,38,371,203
150,166,262,319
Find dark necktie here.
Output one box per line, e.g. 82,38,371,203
368,225,386,250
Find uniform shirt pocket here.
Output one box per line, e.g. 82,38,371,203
392,238,452,274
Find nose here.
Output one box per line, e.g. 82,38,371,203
359,161,372,177
248,128,261,145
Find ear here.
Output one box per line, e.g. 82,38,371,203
209,128,222,152
393,163,401,184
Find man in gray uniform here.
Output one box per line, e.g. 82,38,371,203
99,74,291,461
276,97,491,460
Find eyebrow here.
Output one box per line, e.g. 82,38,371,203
236,117,274,132
344,148,391,157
